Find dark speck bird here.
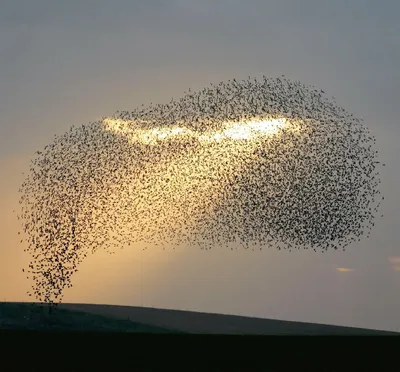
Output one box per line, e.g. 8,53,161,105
17,75,384,306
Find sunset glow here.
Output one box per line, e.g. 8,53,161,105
336,268,355,272
102,117,296,145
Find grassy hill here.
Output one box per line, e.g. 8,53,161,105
0,302,184,333
1,301,398,334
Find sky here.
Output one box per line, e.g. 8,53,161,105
1,0,400,331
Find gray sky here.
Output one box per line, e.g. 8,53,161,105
1,0,399,331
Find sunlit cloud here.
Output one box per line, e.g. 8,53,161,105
388,257,400,264
392,265,400,271
102,116,301,146
336,267,355,272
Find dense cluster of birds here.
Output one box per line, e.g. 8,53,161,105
18,75,384,305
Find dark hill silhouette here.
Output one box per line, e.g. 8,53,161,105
2,302,397,335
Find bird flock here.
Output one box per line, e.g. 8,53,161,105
18,75,384,305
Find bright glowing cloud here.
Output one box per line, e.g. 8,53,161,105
336,268,355,272
102,117,296,145
388,257,400,264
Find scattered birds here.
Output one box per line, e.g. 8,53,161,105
17,75,383,306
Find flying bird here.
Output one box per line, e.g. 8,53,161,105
17,75,384,306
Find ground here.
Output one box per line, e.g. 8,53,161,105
1,302,398,334
0,302,184,333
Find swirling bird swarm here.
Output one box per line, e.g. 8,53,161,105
18,76,383,304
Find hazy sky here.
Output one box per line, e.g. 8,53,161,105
1,0,400,331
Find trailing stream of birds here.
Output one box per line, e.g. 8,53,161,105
18,75,384,305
